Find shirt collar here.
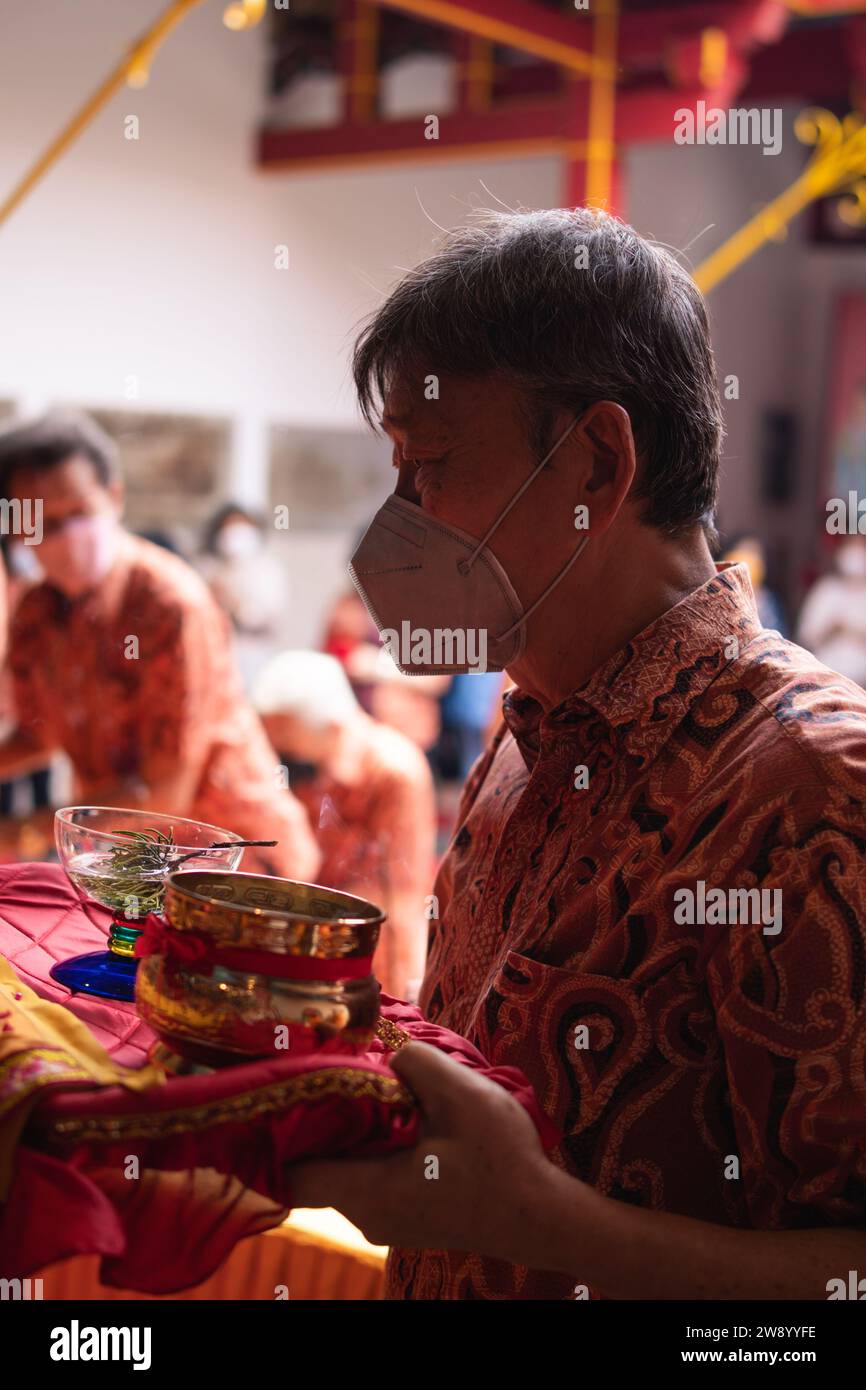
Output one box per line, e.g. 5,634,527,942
503,563,762,769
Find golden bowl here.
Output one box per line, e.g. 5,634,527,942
135,871,384,1070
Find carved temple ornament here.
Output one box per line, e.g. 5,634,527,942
694,107,866,294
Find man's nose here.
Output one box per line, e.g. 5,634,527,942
393,456,422,504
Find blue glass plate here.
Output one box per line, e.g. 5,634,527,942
50,950,139,1002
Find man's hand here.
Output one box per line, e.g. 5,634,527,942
292,1041,866,1296
290,1042,560,1262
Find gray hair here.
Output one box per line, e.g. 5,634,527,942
252,650,358,728
353,207,723,543
0,410,120,492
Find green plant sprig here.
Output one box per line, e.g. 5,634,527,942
90,827,179,914
70,828,279,916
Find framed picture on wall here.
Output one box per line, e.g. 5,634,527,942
82,406,233,545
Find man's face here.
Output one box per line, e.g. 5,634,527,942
261,712,335,766
381,371,580,615
7,454,121,536
7,454,123,597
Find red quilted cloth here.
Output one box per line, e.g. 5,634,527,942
0,863,557,1293
0,861,154,1065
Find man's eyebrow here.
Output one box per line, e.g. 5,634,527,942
380,410,413,431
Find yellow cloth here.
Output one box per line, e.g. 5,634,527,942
0,955,163,1196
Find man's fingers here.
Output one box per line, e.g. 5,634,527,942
389,1040,505,1130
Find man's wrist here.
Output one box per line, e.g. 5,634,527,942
498,1161,593,1275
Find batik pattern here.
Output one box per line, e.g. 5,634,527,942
388,566,866,1300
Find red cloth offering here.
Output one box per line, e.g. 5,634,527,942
0,864,557,1293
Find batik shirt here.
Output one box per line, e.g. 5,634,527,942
387,564,866,1300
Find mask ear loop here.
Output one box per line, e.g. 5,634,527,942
457,416,583,579
496,531,590,642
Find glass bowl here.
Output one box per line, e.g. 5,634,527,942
135,869,384,1071
51,807,245,1001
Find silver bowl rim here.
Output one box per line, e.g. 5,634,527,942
54,806,245,854
165,868,385,927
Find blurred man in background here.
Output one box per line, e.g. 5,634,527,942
323,583,448,755
0,412,319,879
254,649,435,999
797,536,866,688
198,502,287,690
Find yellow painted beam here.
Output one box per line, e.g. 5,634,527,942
585,0,619,208
0,0,207,230
375,0,613,79
694,109,866,293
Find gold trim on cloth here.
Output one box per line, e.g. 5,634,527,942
374,1017,411,1052
42,1067,414,1144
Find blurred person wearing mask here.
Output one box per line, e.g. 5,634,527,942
323,583,448,752
797,536,866,687
0,412,319,878
199,503,287,689
253,649,435,1001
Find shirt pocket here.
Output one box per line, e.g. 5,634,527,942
475,949,655,1139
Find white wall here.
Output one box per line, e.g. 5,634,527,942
0,2,859,633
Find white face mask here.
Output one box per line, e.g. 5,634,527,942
349,418,590,675
216,522,261,560
837,542,866,580
36,513,119,598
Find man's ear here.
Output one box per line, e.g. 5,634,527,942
578,401,637,474
108,479,124,516
571,401,637,535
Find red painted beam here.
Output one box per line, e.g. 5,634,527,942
258,99,567,170
739,24,852,102
257,77,762,172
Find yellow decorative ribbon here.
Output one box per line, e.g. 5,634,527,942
0,956,164,1196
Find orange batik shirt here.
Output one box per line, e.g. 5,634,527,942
8,533,317,879
388,564,866,1300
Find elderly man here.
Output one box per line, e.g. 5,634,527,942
0,412,318,879
253,649,435,1000
293,207,866,1300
